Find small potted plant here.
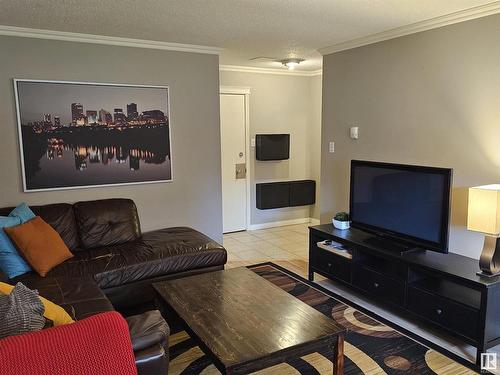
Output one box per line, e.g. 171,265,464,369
333,212,350,230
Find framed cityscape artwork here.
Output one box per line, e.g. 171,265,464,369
13,79,172,192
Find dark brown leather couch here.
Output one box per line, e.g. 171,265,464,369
0,198,227,375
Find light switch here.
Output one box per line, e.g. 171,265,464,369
350,127,359,139
250,138,255,147
329,141,335,153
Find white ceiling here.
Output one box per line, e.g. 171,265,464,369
0,0,497,71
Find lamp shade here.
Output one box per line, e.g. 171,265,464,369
468,184,500,236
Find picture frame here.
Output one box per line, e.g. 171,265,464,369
13,79,172,192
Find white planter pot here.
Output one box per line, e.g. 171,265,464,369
333,219,350,230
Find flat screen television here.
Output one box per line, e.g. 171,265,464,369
349,160,453,253
255,134,290,161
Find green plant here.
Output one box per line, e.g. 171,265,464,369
334,212,349,222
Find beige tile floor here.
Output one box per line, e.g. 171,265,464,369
223,223,314,278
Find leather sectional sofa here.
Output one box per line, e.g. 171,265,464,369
0,198,227,374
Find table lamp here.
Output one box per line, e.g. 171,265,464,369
468,184,500,277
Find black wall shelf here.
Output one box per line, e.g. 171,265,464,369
256,180,315,210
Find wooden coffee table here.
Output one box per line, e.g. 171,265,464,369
153,267,346,375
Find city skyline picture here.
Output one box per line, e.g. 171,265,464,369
14,79,172,191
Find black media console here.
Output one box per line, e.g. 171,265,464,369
309,224,500,369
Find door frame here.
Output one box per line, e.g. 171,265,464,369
220,86,251,231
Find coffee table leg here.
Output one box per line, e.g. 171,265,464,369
332,334,344,375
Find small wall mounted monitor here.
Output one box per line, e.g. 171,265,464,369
349,160,453,253
255,134,290,161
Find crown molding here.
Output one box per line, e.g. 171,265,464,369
220,64,322,77
0,25,222,54
319,1,500,55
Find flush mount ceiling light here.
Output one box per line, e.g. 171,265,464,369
280,58,305,70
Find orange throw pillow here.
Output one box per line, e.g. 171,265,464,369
5,217,73,277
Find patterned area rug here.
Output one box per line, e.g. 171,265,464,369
167,263,477,374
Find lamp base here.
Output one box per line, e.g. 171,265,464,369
476,270,500,278
478,235,500,277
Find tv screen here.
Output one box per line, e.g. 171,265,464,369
256,134,290,161
349,160,452,253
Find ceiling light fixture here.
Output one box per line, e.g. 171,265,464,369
280,58,305,70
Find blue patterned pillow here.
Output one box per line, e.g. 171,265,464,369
0,204,36,279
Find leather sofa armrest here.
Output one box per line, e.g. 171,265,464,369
134,344,169,375
126,310,169,354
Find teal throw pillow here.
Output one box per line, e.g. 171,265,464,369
0,204,36,278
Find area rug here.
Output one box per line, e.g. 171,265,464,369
167,263,477,374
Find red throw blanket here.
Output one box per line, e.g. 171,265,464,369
0,311,137,375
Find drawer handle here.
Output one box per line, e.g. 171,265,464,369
436,309,443,315
373,282,379,288
327,262,332,268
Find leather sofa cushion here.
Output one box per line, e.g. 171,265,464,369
0,204,80,251
74,199,141,249
13,274,114,320
0,269,8,283
46,227,226,289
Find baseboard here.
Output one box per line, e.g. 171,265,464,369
247,217,319,231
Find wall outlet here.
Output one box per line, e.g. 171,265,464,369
250,138,255,147
329,141,335,153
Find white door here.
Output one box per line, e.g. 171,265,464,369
220,94,247,233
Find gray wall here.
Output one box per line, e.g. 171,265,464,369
321,14,500,259
309,74,323,221
220,71,322,226
0,36,223,242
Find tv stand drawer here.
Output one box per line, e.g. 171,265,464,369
352,266,405,305
314,248,351,282
407,286,479,340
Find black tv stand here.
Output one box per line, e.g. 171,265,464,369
309,224,500,370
